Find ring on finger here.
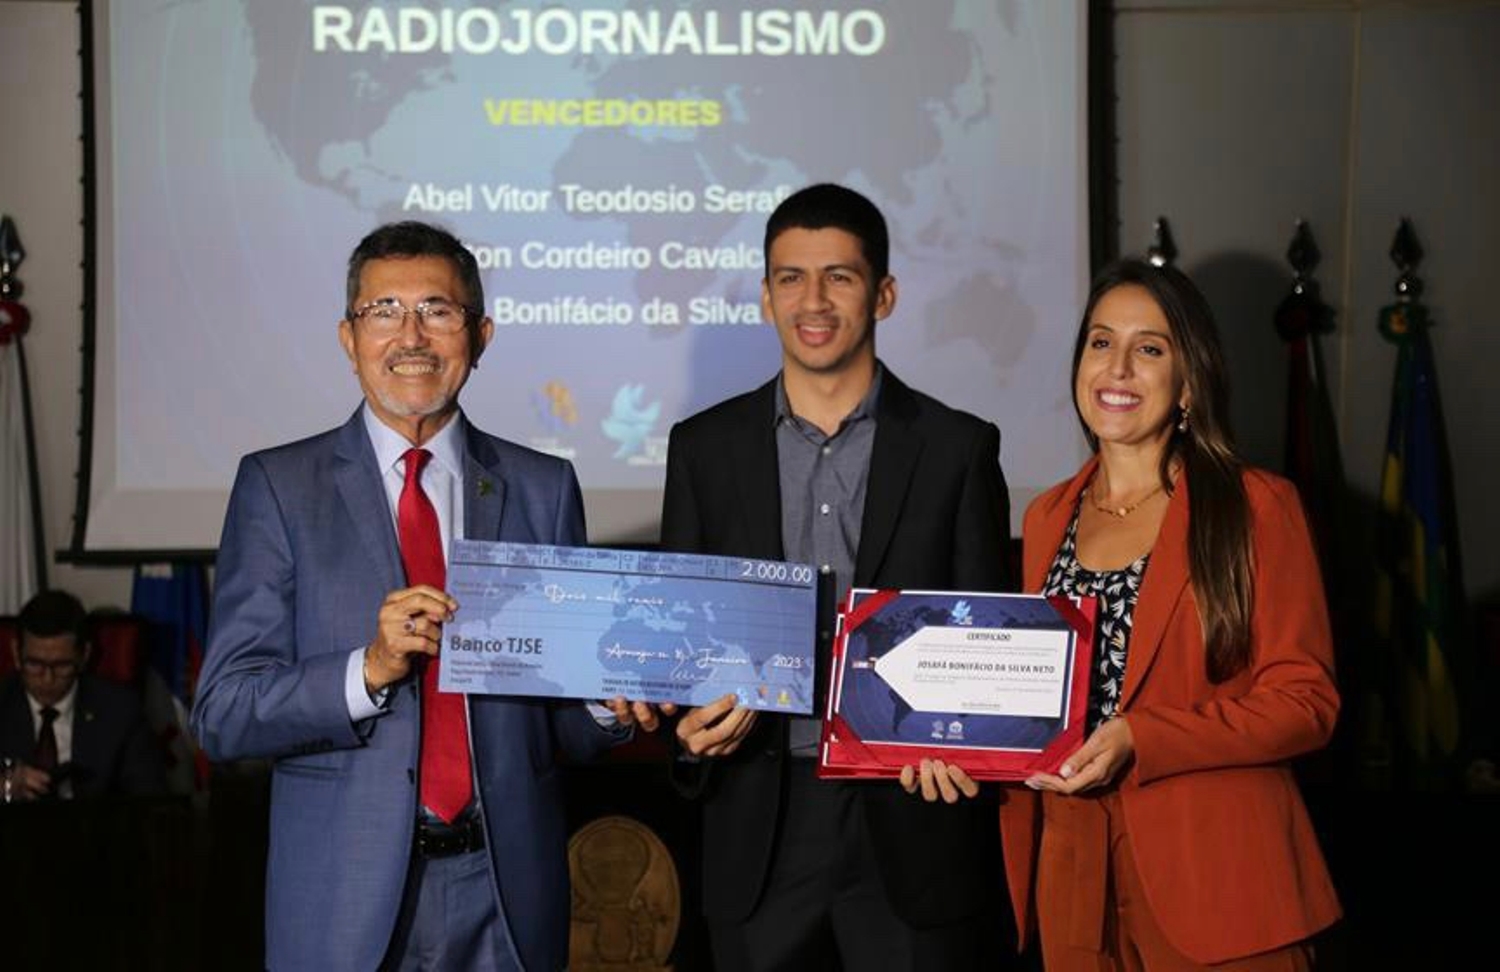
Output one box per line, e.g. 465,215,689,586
404,617,417,634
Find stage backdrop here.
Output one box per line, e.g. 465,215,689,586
80,0,1091,553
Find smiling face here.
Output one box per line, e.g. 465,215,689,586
337,254,493,444
1074,283,1190,454
761,227,895,381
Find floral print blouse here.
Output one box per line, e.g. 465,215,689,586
1040,506,1149,733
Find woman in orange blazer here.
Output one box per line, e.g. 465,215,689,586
908,259,1340,969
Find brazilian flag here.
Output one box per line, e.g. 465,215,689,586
1371,300,1466,788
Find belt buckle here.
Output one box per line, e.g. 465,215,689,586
417,814,483,858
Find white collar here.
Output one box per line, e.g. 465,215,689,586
361,405,466,481
28,682,78,722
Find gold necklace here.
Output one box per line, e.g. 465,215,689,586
1090,480,1163,519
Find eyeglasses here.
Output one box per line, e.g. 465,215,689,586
349,298,472,336
20,658,79,678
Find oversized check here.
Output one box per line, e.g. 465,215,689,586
440,540,819,712
820,590,1097,781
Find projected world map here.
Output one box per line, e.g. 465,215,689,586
97,0,1086,550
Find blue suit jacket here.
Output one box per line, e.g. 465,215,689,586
191,410,619,972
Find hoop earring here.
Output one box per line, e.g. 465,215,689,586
1176,406,1191,434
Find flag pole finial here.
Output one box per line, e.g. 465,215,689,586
1390,218,1424,304
1287,218,1320,291
0,216,25,300
1147,216,1176,268
1276,220,1328,342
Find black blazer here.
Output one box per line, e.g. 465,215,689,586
660,367,1011,927
0,675,166,798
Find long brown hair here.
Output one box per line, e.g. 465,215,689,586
1071,260,1253,682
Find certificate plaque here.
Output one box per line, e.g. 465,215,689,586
440,540,818,712
819,589,1097,781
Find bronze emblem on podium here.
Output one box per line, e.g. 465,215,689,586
569,815,679,971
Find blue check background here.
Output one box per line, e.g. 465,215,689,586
443,543,818,710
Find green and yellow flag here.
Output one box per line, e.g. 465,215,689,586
1371,299,1465,788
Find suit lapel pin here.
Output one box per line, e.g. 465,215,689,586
477,477,495,497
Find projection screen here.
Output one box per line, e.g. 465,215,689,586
77,0,1091,555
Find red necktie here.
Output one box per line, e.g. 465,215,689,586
398,448,472,823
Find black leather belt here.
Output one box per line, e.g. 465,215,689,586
415,812,485,858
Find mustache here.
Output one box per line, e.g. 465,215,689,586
384,351,441,369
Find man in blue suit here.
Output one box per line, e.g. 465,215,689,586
192,222,646,971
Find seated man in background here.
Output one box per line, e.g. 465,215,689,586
1,589,166,801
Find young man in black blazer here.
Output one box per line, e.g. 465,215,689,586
660,183,1015,971
1,590,165,802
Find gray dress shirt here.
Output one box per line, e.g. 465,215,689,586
775,366,882,755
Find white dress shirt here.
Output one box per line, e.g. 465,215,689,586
342,407,465,719
342,406,617,727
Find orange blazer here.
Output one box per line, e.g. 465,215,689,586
999,458,1342,965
